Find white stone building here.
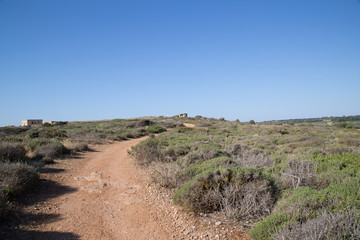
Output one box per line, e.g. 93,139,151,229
21,119,43,126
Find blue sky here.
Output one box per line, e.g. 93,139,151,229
1,0,359,126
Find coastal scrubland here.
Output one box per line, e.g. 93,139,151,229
1,115,360,239
129,116,360,239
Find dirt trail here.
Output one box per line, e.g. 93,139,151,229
4,137,250,240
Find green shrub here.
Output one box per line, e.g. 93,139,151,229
0,126,29,137
25,138,52,152
249,212,291,240
39,128,67,138
313,153,360,188
146,126,166,134
279,129,289,135
0,162,39,198
274,184,360,221
0,142,26,163
54,121,68,126
26,130,39,138
186,156,237,177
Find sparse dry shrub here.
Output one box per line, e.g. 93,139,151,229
183,147,223,165
221,180,274,220
0,162,39,198
128,136,163,165
235,154,274,169
226,144,249,156
34,142,69,159
274,210,360,240
67,131,105,144
150,162,184,188
280,159,318,188
174,168,277,219
227,143,273,169
0,142,26,163
339,138,360,147
69,143,90,152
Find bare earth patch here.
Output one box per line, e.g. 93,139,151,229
1,137,249,239
183,123,195,128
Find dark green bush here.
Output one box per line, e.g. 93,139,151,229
249,212,291,240
136,119,153,127
146,126,166,134
0,191,9,221
0,142,26,163
54,121,68,126
0,162,39,198
26,130,39,138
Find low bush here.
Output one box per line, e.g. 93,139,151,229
146,126,166,134
150,162,184,188
0,162,39,198
136,119,153,127
280,159,318,188
274,210,360,240
34,142,70,159
313,153,360,188
0,126,29,138
39,128,67,138
249,212,291,240
0,142,26,163
26,130,39,138
25,138,52,152
69,143,90,152
128,136,163,165
174,167,277,219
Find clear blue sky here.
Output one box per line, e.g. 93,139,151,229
1,0,359,126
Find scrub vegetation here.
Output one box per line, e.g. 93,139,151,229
129,115,360,239
0,118,182,221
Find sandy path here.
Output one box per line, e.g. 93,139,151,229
2,136,250,240
27,137,175,239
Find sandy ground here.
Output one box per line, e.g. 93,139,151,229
1,136,250,240
183,123,195,128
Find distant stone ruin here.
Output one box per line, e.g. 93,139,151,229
176,113,188,118
21,119,43,126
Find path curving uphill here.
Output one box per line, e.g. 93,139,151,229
4,136,250,240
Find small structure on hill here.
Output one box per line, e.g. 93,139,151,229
21,119,43,126
176,113,188,118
